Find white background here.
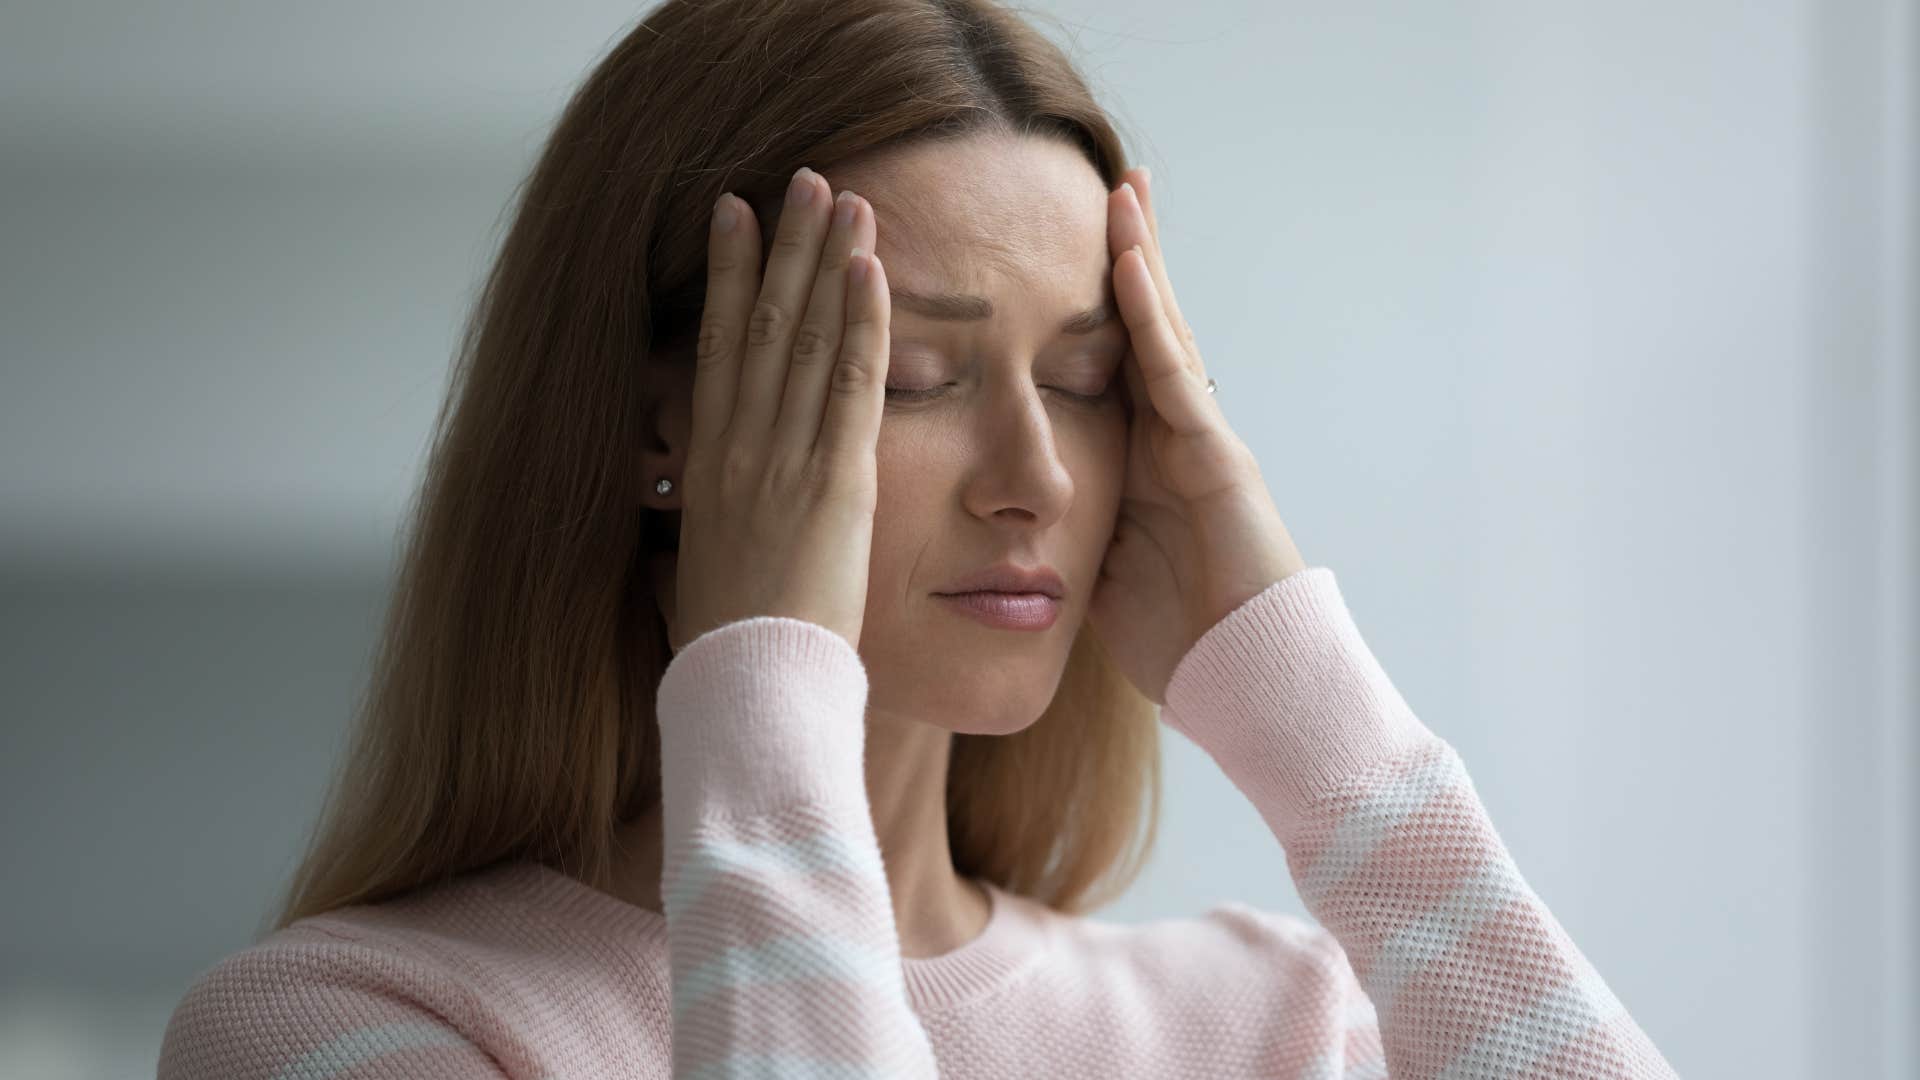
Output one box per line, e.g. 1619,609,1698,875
2,2,1913,1077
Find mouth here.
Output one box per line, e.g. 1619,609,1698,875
933,590,1060,631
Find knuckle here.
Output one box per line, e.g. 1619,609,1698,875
706,243,742,276
746,299,790,350
790,323,836,366
829,355,871,396
770,226,811,259
694,320,734,368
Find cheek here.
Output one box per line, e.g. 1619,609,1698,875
867,431,961,584
1054,414,1129,565
874,422,966,490
1065,409,1130,497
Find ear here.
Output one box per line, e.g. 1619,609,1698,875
639,349,694,651
639,349,695,510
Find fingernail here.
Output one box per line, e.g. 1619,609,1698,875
788,166,816,206
713,193,738,234
849,247,869,284
834,190,858,227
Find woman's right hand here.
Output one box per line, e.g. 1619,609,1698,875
670,166,891,656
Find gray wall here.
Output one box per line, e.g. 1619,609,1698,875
2,2,1914,1078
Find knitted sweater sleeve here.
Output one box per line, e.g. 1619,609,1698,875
651,615,941,1078
1160,567,1679,1078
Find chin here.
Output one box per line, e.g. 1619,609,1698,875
858,603,1078,730
865,667,1060,737
938,704,1049,738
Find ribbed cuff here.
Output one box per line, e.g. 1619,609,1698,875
1160,567,1437,823
655,615,870,824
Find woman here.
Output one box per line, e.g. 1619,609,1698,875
159,0,1679,1076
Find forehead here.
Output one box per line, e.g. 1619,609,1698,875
827,133,1113,317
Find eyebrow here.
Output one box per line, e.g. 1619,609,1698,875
888,288,1118,335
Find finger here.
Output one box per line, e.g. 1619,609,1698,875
815,248,890,465
1118,172,1180,328
1114,244,1217,435
1109,176,1204,380
1126,167,1161,245
734,166,835,439
689,191,762,454
776,187,875,458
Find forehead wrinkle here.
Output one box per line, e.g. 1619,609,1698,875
839,139,1112,327
873,194,1040,270
879,210,1104,324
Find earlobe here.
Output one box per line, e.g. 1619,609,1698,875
639,356,696,508
639,422,685,509
642,462,683,509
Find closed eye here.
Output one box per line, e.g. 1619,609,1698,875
883,382,1113,405
882,383,951,402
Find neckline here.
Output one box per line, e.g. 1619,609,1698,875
490,860,1049,1013
898,875,1050,1011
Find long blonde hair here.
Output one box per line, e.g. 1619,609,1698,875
270,0,1162,934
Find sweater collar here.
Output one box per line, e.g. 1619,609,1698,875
488,860,1053,1013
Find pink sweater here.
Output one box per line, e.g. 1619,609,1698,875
158,567,1677,1078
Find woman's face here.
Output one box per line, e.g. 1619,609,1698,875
658,133,1131,736
844,134,1130,735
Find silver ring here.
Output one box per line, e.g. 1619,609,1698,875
1205,377,1217,395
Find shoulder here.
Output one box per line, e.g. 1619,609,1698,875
157,875,535,1080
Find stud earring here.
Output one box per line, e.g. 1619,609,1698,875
655,477,674,496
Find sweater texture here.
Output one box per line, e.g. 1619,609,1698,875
158,566,1677,1078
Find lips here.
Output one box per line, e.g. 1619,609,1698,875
935,590,1060,631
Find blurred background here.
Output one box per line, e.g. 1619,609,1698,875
2,1,1914,1077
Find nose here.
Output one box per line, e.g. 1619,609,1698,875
958,380,1075,529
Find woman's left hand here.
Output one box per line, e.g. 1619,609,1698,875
1086,167,1310,705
